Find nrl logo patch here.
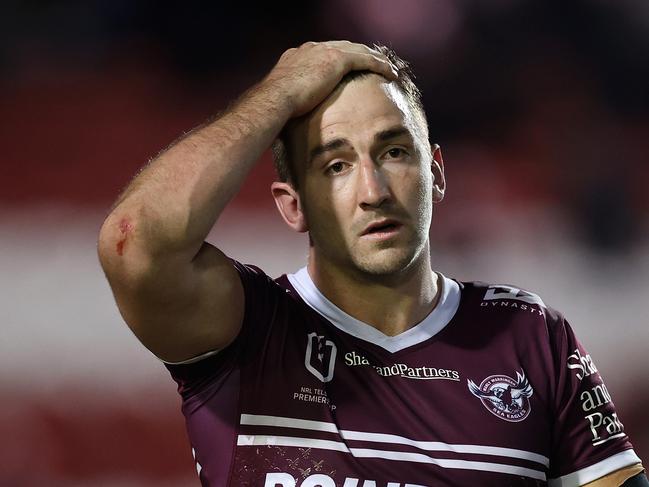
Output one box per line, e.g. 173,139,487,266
304,332,337,383
468,370,533,422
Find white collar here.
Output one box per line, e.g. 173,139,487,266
287,267,461,353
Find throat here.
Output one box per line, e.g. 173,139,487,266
305,260,441,337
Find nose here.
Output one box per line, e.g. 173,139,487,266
358,158,391,209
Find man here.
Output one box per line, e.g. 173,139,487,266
98,41,645,486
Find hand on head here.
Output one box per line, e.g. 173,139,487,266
264,41,399,118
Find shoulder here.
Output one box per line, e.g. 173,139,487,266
451,277,575,366
230,260,294,303
232,262,321,326
232,260,300,296
457,278,564,327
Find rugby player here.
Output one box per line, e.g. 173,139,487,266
98,41,646,486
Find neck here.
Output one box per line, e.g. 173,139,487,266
306,249,440,336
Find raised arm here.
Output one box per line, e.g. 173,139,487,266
97,41,397,362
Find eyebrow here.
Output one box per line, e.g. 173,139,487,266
374,125,411,143
308,125,412,166
309,138,350,166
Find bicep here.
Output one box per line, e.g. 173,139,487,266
107,241,245,363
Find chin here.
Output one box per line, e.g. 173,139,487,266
352,247,421,277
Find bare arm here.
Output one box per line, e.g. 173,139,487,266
97,41,397,362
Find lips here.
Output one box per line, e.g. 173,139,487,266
361,219,402,237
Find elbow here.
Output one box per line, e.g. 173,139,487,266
98,213,134,257
97,213,151,281
98,214,130,270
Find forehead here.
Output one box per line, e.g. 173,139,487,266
289,75,416,168
311,75,409,134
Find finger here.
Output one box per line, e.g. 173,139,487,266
300,41,398,79
321,40,355,48
323,40,384,59
345,52,398,80
327,41,383,58
324,41,395,74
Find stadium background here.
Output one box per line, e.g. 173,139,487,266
1,1,647,484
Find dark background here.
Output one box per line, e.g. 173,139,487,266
0,1,647,484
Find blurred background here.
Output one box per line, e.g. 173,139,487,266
1,0,647,485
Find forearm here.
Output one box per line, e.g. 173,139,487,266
96,41,398,360
100,79,293,264
98,41,396,275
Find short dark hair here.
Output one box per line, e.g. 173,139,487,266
271,44,429,188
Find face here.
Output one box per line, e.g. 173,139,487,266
276,75,444,279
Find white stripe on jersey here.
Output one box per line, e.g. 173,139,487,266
240,413,549,467
237,434,547,481
241,413,339,433
548,449,642,486
287,268,461,353
237,434,350,453
342,430,548,467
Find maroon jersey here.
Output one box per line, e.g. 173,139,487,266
164,262,640,486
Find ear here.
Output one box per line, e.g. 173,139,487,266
431,144,446,202
271,181,308,233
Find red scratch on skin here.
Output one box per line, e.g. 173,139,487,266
116,218,133,256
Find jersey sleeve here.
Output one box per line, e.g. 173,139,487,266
547,309,642,486
163,260,278,404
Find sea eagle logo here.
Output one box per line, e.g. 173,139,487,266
468,370,533,422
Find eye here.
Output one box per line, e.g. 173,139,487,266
326,161,346,174
385,147,407,159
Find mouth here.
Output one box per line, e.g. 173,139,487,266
361,219,403,239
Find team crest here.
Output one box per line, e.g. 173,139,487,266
304,332,337,383
468,370,533,422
